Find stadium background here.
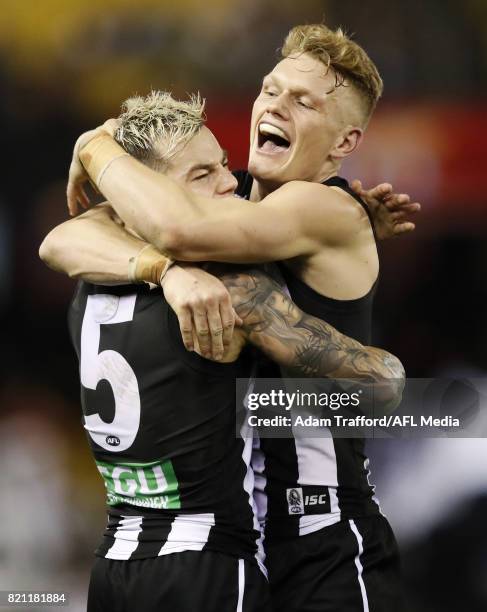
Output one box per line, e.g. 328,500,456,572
0,0,486,610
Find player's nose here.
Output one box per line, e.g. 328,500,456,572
265,92,290,120
217,168,238,197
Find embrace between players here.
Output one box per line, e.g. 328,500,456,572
41,23,419,612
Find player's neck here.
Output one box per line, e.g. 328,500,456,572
250,179,271,202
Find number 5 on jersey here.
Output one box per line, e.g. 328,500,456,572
80,294,141,452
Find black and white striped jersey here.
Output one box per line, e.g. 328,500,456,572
68,281,264,565
235,171,381,542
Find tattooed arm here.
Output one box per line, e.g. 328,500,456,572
215,266,405,414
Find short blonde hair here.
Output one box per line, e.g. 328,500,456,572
282,24,383,124
115,90,206,171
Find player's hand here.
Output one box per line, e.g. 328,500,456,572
66,119,120,217
161,264,242,361
351,180,421,241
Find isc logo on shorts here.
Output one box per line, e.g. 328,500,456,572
286,487,329,515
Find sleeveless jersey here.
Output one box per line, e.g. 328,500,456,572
68,281,264,565
234,170,381,542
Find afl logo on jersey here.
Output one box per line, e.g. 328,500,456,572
287,487,305,515
106,435,121,447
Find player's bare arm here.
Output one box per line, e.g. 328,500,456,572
70,130,417,265
39,203,154,285
39,205,240,359
218,266,405,413
73,134,325,263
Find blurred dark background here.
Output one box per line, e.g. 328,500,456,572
1,0,486,609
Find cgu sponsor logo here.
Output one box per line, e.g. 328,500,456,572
96,458,181,510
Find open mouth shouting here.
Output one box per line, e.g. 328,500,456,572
257,122,291,155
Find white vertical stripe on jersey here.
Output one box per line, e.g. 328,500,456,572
280,359,340,489
329,485,340,514
236,559,245,612
364,457,383,515
349,519,370,612
294,432,338,487
242,367,267,576
243,432,266,576
105,515,143,560
295,430,341,535
158,513,215,556
251,432,268,530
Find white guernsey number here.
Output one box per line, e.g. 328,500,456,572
80,294,141,452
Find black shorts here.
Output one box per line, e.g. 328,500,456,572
265,515,403,612
88,550,271,612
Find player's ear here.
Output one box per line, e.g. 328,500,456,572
331,127,363,160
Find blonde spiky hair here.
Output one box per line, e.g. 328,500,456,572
282,24,383,125
115,90,206,171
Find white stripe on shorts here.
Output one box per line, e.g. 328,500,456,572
236,558,245,612
349,519,370,612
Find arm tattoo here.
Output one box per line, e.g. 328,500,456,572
218,267,405,390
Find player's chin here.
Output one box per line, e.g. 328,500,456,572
248,156,288,185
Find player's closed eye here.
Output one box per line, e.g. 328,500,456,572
297,99,313,109
193,172,209,181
